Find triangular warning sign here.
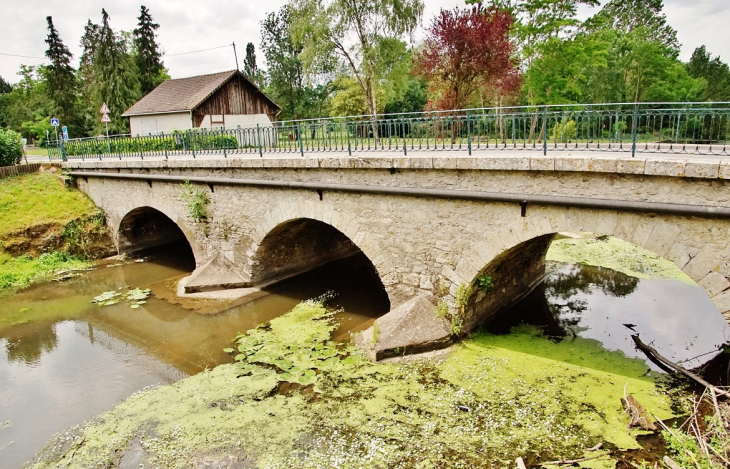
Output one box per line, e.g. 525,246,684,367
101,113,111,123
100,103,110,114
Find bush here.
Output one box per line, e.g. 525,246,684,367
0,128,23,166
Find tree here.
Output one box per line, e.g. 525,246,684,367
260,5,332,119
243,42,263,86
133,5,165,95
44,16,78,134
91,9,141,134
0,66,53,142
687,46,730,102
583,0,679,57
415,4,519,110
0,76,12,94
292,0,424,136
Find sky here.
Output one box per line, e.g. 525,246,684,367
0,0,728,84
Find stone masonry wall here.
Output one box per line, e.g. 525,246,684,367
67,154,730,326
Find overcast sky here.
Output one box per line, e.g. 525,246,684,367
1,0,728,84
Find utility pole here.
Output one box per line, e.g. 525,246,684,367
232,42,239,71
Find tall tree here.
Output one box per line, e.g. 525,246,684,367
91,9,141,134
133,5,165,95
243,42,262,86
687,46,730,102
583,0,679,57
415,4,519,110
292,0,424,135
44,16,78,133
260,5,331,119
0,76,12,95
78,19,100,136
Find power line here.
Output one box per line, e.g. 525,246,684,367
163,44,231,57
0,52,47,60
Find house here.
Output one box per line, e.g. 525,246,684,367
122,70,281,136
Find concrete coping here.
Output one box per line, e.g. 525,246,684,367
61,152,730,180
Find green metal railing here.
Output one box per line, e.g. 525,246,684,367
47,102,730,161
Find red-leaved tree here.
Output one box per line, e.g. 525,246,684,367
416,4,520,111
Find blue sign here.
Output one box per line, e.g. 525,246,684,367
62,131,69,141
62,126,67,133
50,118,60,127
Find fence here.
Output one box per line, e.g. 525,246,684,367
47,102,730,161
0,163,42,179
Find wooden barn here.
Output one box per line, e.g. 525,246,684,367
122,70,281,136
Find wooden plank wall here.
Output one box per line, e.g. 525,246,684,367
192,74,279,127
0,163,42,179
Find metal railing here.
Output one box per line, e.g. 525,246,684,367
47,102,730,161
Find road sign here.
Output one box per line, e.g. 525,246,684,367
63,131,69,141
61,126,67,133
101,113,111,123
50,118,60,127
100,103,110,114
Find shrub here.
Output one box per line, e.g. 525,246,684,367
0,128,23,167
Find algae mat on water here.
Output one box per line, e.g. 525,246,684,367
547,234,695,284
28,301,676,469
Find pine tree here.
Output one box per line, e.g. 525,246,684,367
243,43,261,86
0,76,11,94
44,16,78,133
92,9,141,134
133,5,165,95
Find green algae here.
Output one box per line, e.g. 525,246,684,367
27,300,679,469
546,234,695,285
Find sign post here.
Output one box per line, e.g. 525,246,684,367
100,103,111,156
50,117,60,144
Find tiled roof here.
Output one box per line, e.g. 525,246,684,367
122,70,278,116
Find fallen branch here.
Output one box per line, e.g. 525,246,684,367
541,453,608,466
631,335,729,397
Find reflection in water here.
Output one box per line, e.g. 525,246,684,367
0,247,389,469
487,262,730,381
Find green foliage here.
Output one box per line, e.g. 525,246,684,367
687,45,730,102
44,16,79,135
476,275,493,291
133,6,165,95
61,211,107,256
550,119,577,141
21,116,53,147
91,287,151,308
62,132,238,156
180,180,210,223
0,128,23,167
436,301,449,319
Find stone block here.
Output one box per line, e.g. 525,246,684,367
644,222,681,257
711,290,730,315
595,211,619,236
616,158,646,174
477,156,530,171
409,156,433,169
719,161,730,179
555,156,591,172
699,272,730,297
665,242,691,270
433,157,457,170
644,159,686,177
456,157,478,170
685,160,720,179
393,157,409,169
683,246,722,280
355,295,452,361
631,221,654,248
441,265,464,285
304,157,319,168
588,157,618,173
530,156,554,171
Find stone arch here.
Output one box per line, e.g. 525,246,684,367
244,201,392,297
448,207,730,329
116,206,200,266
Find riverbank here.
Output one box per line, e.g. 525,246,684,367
0,171,114,294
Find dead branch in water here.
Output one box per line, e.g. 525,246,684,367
631,335,729,398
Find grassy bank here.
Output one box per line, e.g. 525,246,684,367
0,172,113,293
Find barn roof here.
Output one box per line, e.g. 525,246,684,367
122,70,280,117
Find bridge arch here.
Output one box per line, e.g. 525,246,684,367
244,200,391,305
450,208,730,331
116,206,200,267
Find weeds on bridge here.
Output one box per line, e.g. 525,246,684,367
180,180,210,223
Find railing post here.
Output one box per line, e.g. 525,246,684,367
542,106,548,156
345,119,352,156
403,118,407,156
191,133,196,158
297,123,304,157
632,103,639,158
467,110,472,156
256,124,263,157
164,132,168,160
223,130,227,158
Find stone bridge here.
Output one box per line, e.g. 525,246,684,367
65,153,730,358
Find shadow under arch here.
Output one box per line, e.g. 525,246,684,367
249,217,390,309
117,206,196,270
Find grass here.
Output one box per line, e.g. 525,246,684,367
0,251,91,292
23,146,49,156
0,173,97,238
